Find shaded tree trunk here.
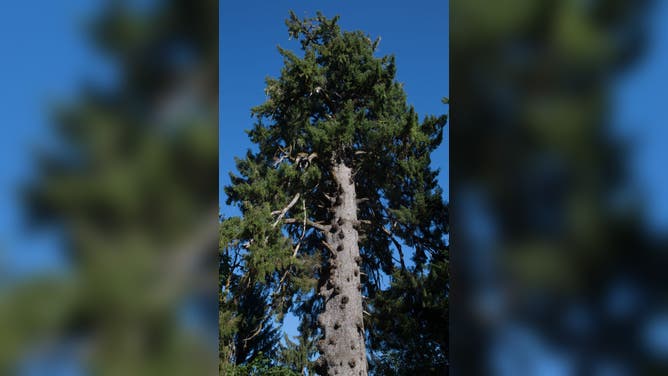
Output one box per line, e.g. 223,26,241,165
316,163,367,376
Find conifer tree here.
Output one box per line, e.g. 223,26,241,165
219,218,289,373
367,255,448,374
450,1,655,374
222,12,448,376
12,1,219,374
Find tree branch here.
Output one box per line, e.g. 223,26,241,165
292,243,301,258
291,199,308,257
271,193,301,227
323,192,336,203
273,153,288,168
302,198,307,235
242,318,267,344
321,240,336,256
382,227,407,271
283,217,330,232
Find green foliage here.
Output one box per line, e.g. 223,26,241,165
369,258,448,374
223,352,301,376
279,333,316,375
0,278,78,373
451,0,656,374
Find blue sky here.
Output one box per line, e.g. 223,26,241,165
613,0,668,234
0,0,110,278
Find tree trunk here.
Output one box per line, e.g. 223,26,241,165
316,163,367,376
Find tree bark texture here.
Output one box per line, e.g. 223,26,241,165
316,163,367,376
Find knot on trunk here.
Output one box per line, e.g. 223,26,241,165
314,357,327,374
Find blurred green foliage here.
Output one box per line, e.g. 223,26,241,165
2,0,218,374
451,0,662,374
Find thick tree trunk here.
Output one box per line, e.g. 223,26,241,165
316,163,367,376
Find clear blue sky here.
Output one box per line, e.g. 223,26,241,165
613,0,668,234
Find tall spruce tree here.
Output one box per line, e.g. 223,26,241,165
222,12,448,376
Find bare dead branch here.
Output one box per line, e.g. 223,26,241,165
283,217,330,232
291,198,307,258
272,193,301,227
273,153,288,168
243,319,266,344
302,198,307,236
321,240,336,256
292,242,301,258
322,192,336,203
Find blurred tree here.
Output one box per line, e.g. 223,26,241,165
222,11,448,376
3,0,219,375
451,0,658,374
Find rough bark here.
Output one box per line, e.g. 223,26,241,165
316,163,367,376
